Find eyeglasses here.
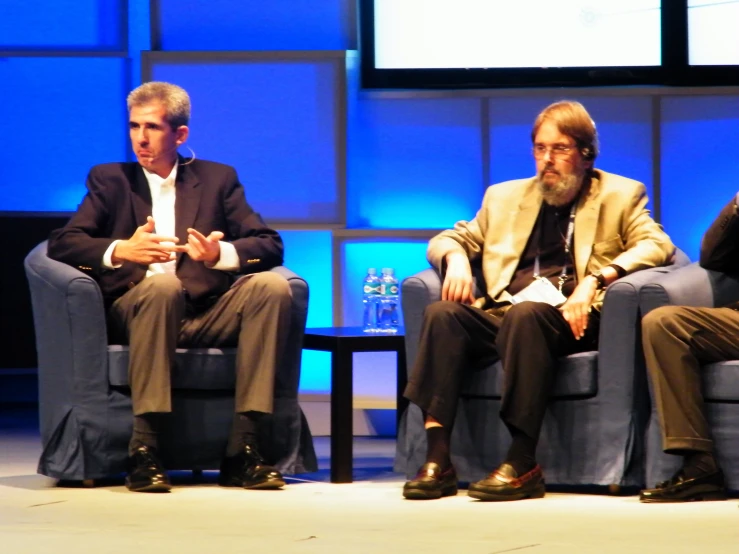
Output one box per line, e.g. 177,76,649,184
532,143,576,160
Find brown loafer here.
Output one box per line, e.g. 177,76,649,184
468,463,545,501
403,462,458,500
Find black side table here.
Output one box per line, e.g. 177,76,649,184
302,326,408,483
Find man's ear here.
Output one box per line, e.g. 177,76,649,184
175,125,189,145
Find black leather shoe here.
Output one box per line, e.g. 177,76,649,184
218,444,285,490
639,469,727,503
468,463,545,501
403,462,458,500
125,445,171,493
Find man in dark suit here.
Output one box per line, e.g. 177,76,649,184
48,81,290,493
639,198,739,502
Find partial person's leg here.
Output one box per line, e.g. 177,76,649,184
469,301,598,501
403,301,502,499
108,273,185,492
179,271,292,489
640,305,739,502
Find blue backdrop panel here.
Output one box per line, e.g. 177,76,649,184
347,96,484,229
150,59,341,224
281,230,333,393
489,96,655,204
157,0,354,51
0,0,123,49
340,239,432,326
0,57,128,212
661,95,739,261
129,0,151,89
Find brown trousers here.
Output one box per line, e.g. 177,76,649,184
107,272,292,416
642,305,739,453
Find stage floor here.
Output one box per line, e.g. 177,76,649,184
1,420,737,553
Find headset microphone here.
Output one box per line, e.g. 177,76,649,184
139,144,197,166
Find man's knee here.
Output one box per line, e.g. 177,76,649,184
503,301,552,326
136,274,184,304
246,271,292,304
423,300,467,324
642,306,688,340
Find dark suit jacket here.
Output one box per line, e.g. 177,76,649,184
700,198,739,277
48,159,284,308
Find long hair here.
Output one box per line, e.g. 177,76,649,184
531,100,599,162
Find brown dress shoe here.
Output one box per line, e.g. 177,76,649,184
468,463,545,501
403,462,458,500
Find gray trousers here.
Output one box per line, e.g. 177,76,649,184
107,272,292,416
642,305,739,453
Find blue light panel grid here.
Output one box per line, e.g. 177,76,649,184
150,59,341,224
0,0,123,49
0,57,128,212
340,239,432,327
347,95,484,230
660,96,739,262
157,0,353,51
280,230,333,393
489,96,655,204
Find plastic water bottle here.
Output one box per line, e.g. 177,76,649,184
378,268,399,332
362,268,381,332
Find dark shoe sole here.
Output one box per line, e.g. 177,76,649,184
640,487,727,503
468,483,546,502
125,479,172,493
218,477,286,490
403,484,458,500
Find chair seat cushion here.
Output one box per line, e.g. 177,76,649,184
460,351,598,398
108,345,237,390
703,361,739,401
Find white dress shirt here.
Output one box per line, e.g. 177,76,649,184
103,161,240,273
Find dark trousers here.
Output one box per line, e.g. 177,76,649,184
107,272,293,416
642,305,739,453
404,301,599,442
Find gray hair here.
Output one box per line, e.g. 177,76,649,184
127,81,191,129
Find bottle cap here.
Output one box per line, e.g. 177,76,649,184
382,267,394,275
367,268,377,275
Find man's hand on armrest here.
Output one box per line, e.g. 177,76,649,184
442,252,475,304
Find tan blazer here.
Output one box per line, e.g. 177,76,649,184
427,169,674,309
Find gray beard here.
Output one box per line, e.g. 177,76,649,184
537,171,583,207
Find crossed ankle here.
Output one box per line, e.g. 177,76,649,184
502,458,537,476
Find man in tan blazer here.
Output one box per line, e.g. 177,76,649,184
402,100,674,501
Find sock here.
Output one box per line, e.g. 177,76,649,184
226,412,261,457
681,451,718,479
129,413,163,455
425,426,451,469
504,430,537,476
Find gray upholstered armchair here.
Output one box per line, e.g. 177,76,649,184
640,262,739,491
395,250,690,488
24,241,317,483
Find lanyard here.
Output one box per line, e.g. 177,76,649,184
533,202,576,292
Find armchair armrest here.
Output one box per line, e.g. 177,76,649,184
640,262,739,314
24,241,111,444
401,268,442,376
267,266,308,398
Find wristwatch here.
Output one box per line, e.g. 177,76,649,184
590,271,607,290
